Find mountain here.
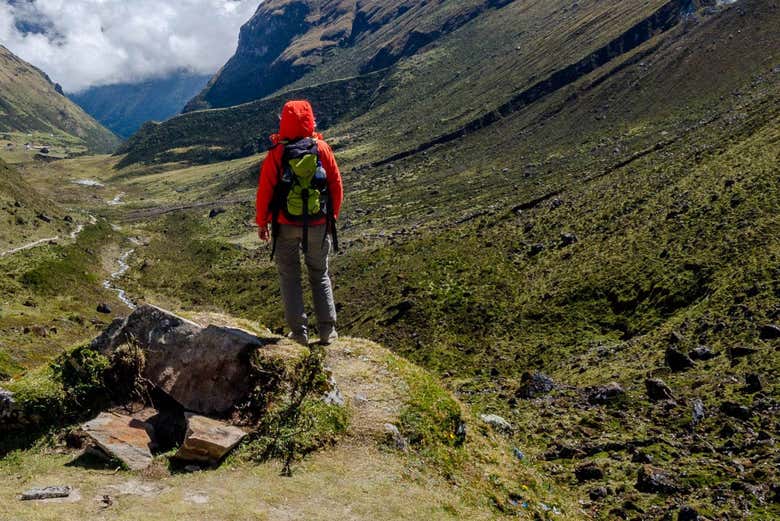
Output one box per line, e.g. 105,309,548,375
183,0,517,112
2,0,779,518
69,72,212,139
0,45,119,153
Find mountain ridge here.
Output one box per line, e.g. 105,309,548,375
0,45,120,153
70,72,212,139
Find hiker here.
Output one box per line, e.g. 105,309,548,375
256,100,343,346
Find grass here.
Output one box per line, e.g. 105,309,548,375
0,46,119,154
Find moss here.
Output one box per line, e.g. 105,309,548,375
238,346,350,475
20,222,112,295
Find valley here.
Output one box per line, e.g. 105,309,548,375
0,0,778,519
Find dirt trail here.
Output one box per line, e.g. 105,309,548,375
0,236,60,258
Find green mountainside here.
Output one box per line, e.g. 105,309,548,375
0,46,120,153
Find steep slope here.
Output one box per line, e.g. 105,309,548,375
184,0,517,111
0,46,120,153
126,0,706,166
0,158,67,251
69,72,212,139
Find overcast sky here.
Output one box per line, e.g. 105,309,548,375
0,0,259,92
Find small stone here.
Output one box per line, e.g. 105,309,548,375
560,232,578,246
175,414,247,465
575,462,604,482
589,486,608,500
759,324,780,340
742,373,762,393
516,371,555,399
383,423,408,451
635,465,683,494
588,382,625,404
96,303,112,314
728,346,757,359
720,401,751,421
322,376,344,406
631,451,653,464
20,486,71,501
645,378,674,401
665,347,694,372
677,505,699,521
691,399,706,427
480,413,513,433
689,346,717,361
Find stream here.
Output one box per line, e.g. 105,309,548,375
102,241,139,310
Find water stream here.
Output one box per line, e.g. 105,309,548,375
102,245,137,309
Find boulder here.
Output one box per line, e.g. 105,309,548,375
588,382,625,405
516,371,555,399
589,486,608,500
759,324,780,340
665,347,694,372
96,303,112,314
742,373,762,393
635,465,683,494
575,462,604,482
678,506,700,521
90,305,263,415
645,378,674,402
689,345,717,361
728,345,757,359
175,414,247,465
480,413,513,433
720,401,751,421
81,412,154,471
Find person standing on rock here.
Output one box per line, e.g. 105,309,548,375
256,100,343,346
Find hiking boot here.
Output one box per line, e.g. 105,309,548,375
317,325,338,346
287,331,309,346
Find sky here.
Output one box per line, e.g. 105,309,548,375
0,0,259,92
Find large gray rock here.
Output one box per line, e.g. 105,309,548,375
91,305,263,415
82,412,154,471
175,413,246,465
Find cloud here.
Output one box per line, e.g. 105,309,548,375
0,0,259,92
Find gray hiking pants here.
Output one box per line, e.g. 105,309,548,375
275,224,337,336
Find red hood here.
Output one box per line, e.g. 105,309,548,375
272,100,322,144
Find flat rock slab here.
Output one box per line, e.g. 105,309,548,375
20,486,71,501
91,304,263,415
82,412,154,471
175,413,247,464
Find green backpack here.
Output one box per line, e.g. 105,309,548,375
270,137,338,257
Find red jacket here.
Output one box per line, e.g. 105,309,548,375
255,100,343,227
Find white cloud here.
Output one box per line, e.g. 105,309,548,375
0,0,259,92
